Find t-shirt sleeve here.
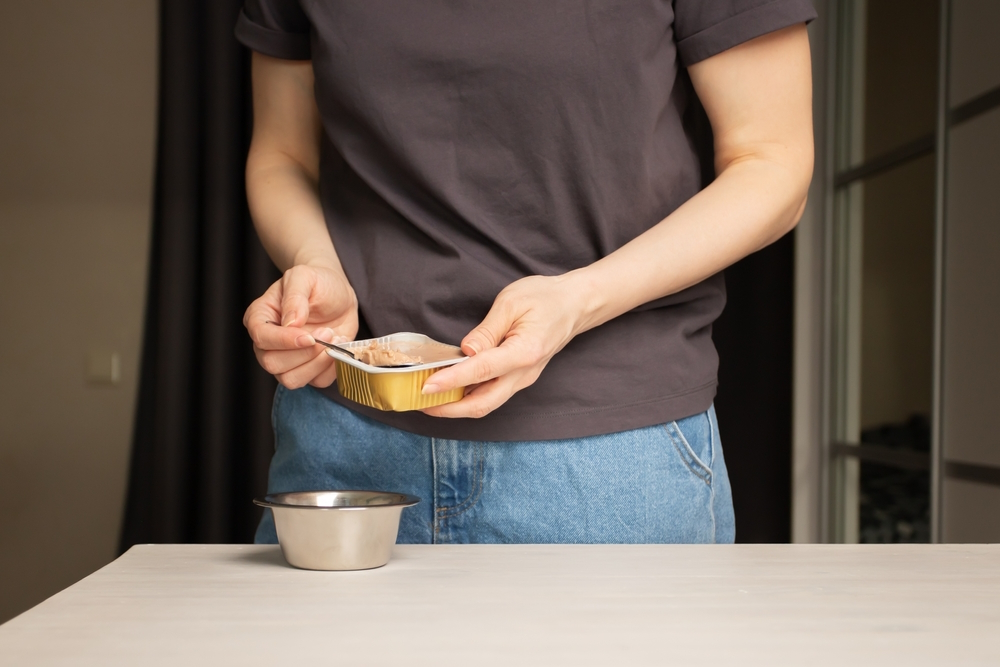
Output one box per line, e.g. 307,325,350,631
234,0,311,60
673,0,817,67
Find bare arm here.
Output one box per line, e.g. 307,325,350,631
424,24,814,418
246,53,335,272
571,24,813,329
243,52,358,389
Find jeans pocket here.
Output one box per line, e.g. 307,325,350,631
662,411,713,486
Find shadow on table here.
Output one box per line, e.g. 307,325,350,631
228,546,290,569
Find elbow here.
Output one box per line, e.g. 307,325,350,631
784,194,808,235
781,147,814,236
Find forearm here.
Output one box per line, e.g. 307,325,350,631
244,149,361,388
568,150,811,334
567,24,812,336
246,52,348,278
246,152,345,274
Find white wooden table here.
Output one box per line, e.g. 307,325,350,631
1,544,998,665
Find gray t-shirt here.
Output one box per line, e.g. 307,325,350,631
236,0,816,441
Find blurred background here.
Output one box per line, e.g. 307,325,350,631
1,0,157,623
1,0,998,624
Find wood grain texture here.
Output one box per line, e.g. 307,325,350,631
1,544,998,666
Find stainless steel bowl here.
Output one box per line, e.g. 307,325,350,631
253,490,420,571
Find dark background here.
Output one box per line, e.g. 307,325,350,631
713,238,794,543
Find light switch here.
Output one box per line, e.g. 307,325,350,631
86,350,121,385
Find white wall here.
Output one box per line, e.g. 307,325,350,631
0,0,157,623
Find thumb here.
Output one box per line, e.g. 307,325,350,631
462,302,513,357
280,267,313,327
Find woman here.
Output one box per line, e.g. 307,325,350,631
236,0,816,544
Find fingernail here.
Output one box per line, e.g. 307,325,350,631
465,341,481,355
332,335,349,344
313,328,335,342
295,334,315,347
421,383,440,395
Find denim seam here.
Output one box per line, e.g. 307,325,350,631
663,422,712,486
271,385,285,453
436,442,485,521
435,441,480,516
436,442,484,519
431,438,440,542
708,411,718,541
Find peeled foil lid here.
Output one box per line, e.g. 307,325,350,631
325,332,467,373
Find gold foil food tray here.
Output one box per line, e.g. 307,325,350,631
334,361,465,411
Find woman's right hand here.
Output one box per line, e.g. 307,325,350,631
243,264,359,389
243,54,359,388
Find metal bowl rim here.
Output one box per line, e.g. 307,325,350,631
253,489,421,510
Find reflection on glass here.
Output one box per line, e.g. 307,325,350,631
856,157,935,544
863,0,939,160
859,155,935,429
829,0,939,543
859,419,931,544
830,157,936,544
835,0,939,170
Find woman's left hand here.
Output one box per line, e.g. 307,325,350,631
420,273,592,419
422,26,814,421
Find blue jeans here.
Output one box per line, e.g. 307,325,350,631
255,386,735,544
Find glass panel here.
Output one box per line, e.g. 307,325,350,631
833,0,866,173
829,183,863,543
863,0,939,160
830,156,936,544
835,0,939,171
859,155,935,431
859,425,931,544
859,463,930,543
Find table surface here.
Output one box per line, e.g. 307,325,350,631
1,544,998,666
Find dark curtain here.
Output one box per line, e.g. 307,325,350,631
121,2,794,548
713,236,795,543
119,0,278,550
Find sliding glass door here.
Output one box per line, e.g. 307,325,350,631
827,0,938,543
824,0,1000,543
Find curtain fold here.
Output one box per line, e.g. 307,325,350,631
120,0,278,550
714,235,795,543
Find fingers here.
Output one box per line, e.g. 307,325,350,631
421,344,522,395
421,295,521,394
421,381,499,418
255,328,340,376
255,345,317,375
275,347,337,390
308,357,340,388
246,266,359,389
280,267,315,327
247,265,360,353
460,298,513,356
248,316,316,351
245,278,316,350
422,376,522,419
420,338,546,418
243,281,281,332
